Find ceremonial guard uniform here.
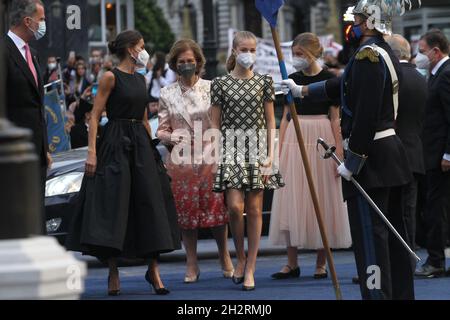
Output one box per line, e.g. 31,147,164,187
285,0,418,299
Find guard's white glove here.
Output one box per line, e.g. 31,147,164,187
281,79,304,98
337,163,353,181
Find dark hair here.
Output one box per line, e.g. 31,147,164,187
108,30,143,61
421,29,450,55
9,0,43,27
152,51,166,73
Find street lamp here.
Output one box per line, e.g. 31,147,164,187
0,0,86,299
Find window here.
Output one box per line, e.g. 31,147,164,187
88,0,134,48
105,0,117,42
121,1,128,32
88,0,102,42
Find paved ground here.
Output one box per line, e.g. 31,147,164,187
77,237,450,300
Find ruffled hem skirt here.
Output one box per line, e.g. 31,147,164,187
269,116,352,249
65,120,181,259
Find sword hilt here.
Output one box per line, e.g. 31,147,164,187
317,138,339,162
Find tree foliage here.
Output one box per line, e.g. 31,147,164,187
134,0,175,53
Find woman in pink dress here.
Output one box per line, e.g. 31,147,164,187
157,39,234,283
269,33,351,279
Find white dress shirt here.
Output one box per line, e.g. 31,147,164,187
7,30,27,61
431,56,449,76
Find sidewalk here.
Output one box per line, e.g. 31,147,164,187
72,236,450,267
73,236,294,267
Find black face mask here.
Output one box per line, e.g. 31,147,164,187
177,63,196,78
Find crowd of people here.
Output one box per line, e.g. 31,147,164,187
3,0,449,300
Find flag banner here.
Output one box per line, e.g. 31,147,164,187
45,89,71,153
255,0,284,27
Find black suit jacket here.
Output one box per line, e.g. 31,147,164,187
396,63,427,175
2,35,48,166
423,59,450,170
320,37,412,198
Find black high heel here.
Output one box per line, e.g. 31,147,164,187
108,275,120,296
145,270,170,295
232,275,244,284
242,270,255,291
232,261,246,284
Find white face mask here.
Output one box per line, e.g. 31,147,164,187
415,52,431,70
292,57,310,72
28,18,46,40
48,62,57,70
132,49,150,67
236,52,256,69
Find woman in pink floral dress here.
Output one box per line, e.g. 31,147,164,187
157,39,234,283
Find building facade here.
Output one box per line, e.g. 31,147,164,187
156,0,301,51
393,0,450,49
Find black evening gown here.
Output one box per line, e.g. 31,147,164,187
66,68,181,259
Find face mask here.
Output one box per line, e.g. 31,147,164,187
99,116,109,126
28,18,46,40
415,51,431,70
48,62,57,70
236,52,256,69
177,63,196,78
132,49,150,67
136,68,147,75
416,68,429,78
346,22,364,47
292,57,310,72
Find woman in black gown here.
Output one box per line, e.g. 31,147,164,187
66,30,180,296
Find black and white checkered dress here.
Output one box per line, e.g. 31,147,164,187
211,73,285,192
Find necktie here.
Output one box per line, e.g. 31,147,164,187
24,43,38,86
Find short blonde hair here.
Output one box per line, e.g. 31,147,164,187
168,39,206,74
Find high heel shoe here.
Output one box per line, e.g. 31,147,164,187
222,269,234,279
108,275,120,296
145,270,170,295
184,271,200,283
232,274,244,284
242,284,255,291
242,272,255,291
232,261,246,284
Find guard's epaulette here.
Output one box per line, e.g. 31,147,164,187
356,45,380,63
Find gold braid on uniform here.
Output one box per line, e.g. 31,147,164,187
356,47,380,63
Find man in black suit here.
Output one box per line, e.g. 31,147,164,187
2,0,50,233
415,29,450,278
386,34,427,252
